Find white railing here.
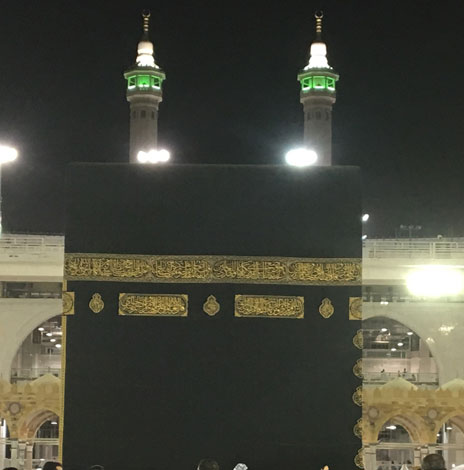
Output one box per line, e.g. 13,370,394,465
2,235,464,260
0,234,64,258
363,238,464,259
363,371,439,385
10,368,61,382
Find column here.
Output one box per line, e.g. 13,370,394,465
10,439,19,469
364,444,377,470
25,443,33,470
18,440,26,470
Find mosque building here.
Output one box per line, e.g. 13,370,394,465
0,12,463,470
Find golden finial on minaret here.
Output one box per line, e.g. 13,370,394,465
142,10,150,34
315,11,323,39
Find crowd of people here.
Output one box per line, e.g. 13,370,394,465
3,462,62,470
0,453,450,470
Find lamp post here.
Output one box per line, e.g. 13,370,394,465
0,145,18,236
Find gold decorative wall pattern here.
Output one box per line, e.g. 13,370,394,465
62,292,75,315
353,329,363,350
234,295,304,319
119,294,188,316
362,379,464,444
353,418,363,439
318,298,334,318
353,359,363,379
349,297,362,320
89,293,104,313
64,253,361,286
203,295,220,316
354,448,364,469
0,375,61,440
352,386,363,407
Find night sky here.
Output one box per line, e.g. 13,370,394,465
0,1,463,237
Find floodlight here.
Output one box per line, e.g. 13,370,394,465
406,266,464,297
137,149,171,164
0,145,18,164
362,213,369,222
285,148,317,167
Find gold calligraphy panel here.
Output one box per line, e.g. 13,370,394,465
349,297,362,320
62,292,75,315
119,293,188,317
234,295,304,319
65,254,361,286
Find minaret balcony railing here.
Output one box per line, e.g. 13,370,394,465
300,75,336,92
127,74,163,91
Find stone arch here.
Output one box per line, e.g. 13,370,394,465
17,408,60,440
10,315,62,382
362,315,438,385
0,299,61,380
434,412,464,437
375,411,427,443
363,303,464,384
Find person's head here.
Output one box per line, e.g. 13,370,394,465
422,454,446,470
42,462,62,470
197,459,219,470
3,467,19,470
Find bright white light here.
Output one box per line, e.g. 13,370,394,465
386,425,397,430
50,339,56,343
407,331,413,336
362,213,370,222
406,266,464,297
361,234,368,241
380,300,389,305
137,149,171,164
55,344,62,349
51,421,58,425
447,426,453,431
38,327,44,332
136,40,156,67
305,42,330,69
381,328,388,333
397,342,404,347
46,332,53,337
285,148,317,167
0,145,18,164
391,348,397,352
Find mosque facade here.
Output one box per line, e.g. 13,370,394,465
0,12,463,470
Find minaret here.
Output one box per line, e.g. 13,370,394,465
124,12,166,163
297,13,339,166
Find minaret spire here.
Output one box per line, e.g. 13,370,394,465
315,11,323,40
297,11,339,165
142,11,150,34
124,11,166,163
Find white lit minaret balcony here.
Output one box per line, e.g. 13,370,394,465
297,12,339,166
124,12,166,163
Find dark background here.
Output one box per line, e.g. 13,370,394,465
64,165,361,470
0,0,463,236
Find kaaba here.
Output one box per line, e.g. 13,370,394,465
61,164,362,470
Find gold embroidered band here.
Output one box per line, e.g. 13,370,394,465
234,295,304,319
119,293,188,317
65,254,361,286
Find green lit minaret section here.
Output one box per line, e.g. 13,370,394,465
124,12,166,163
297,13,339,166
